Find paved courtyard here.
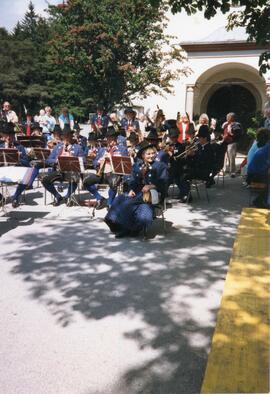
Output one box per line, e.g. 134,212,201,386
0,174,249,394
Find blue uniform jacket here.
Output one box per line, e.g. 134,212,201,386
0,142,29,166
129,160,168,196
91,114,109,129
120,118,140,131
46,142,85,166
248,142,270,177
93,144,129,169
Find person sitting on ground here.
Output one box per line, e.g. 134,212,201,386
105,141,168,238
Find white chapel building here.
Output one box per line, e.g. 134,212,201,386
134,17,270,123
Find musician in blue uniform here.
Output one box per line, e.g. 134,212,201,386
91,105,109,138
42,125,85,206
73,123,88,154
120,108,140,136
145,127,170,165
105,140,168,238
166,127,186,197
83,127,128,209
0,122,39,207
178,125,214,202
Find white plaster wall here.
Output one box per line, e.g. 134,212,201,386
134,51,269,119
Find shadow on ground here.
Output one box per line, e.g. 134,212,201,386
1,177,247,393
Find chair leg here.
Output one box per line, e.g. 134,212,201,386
204,183,210,203
194,181,200,199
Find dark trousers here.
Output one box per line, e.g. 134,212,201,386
179,167,211,197
83,172,121,206
42,171,77,200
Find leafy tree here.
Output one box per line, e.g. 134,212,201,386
47,0,187,113
149,0,270,74
0,2,51,117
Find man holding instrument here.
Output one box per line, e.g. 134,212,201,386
178,125,214,203
83,127,128,209
42,125,85,206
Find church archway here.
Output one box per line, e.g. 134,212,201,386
193,62,265,122
207,83,257,126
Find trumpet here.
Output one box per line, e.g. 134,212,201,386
173,139,200,160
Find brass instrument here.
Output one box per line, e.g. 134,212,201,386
173,139,200,160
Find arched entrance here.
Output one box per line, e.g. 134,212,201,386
207,83,257,126
193,62,266,123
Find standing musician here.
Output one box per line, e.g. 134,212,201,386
1,102,18,124
178,125,215,202
105,140,168,238
0,122,38,208
42,125,85,206
22,111,34,136
83,127,128,209
153,108,166,137
177,112,195,143
222,112,242,178
91,104,109,138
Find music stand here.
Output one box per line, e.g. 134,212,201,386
58,156,85,206
0,149,20,211
0,149,19,166
110,155,133,175
17,136,45,148
32,148,51,162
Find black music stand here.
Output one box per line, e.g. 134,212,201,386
58,156,85,206
32,148,51,164
0,149,19,166
110,156,133,175
17,136,45,148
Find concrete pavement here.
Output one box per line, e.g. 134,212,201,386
0,174,249,394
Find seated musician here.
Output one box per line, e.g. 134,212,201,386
121,108,141,139
87,132,98,160
145,127,170,165
83,127,128,209
91,104,109,138
178,125,214,203
47,124,62,149
105,141,168,238
247,129,270,208
73,123,88,154
166,127,186,196
42,125,85,206
127,132,140,161
0,122,38,207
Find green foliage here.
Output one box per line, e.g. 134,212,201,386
149,0,270,74
0,2,51,117
47,0,187,113
247,111,264,139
